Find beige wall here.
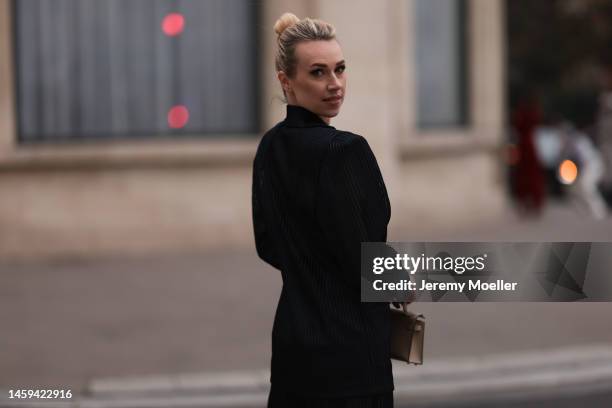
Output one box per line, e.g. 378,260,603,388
0,0,507,260
0,167,254,259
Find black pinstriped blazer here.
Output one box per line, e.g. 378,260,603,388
252,104,393,398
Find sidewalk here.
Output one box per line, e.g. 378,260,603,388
1,202,611,400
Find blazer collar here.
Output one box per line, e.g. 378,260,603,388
284,105,335,128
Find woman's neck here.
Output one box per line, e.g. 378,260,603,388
288,103,331,124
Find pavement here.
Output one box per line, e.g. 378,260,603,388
1,200,612,407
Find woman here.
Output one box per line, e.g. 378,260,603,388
252,13,395,407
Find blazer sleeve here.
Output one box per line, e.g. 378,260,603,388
252,156,282,270
316,132,391,291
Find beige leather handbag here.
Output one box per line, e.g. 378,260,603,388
390,303,425,365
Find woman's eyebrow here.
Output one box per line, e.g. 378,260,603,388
310,60,346,68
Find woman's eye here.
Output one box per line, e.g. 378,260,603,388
336,65,346,74
311,69,324,77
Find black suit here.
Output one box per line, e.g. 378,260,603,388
252,105,394,402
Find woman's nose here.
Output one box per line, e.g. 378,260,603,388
328,74,341,90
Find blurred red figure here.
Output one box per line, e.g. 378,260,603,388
512,94,545,215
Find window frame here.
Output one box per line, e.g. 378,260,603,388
11,0,263,145
0,0,263,171
387,0,505,159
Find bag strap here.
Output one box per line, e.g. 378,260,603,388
400,302,425,322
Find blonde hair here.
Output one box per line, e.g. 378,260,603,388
274,12,336,78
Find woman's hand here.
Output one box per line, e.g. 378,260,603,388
391,289,415,308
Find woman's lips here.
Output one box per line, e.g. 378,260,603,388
324,96,343,104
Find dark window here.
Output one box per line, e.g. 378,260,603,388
414,0,469,128
13,0,260,143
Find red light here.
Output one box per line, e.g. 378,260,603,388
162,13,185,37
168,105,189,129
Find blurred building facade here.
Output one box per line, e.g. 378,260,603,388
0,0,506,260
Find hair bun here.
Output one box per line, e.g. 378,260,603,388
274,12,300,37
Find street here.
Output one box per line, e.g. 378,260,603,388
1,202,612,406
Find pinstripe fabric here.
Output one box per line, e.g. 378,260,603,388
267,383,393,408
252,105,393,399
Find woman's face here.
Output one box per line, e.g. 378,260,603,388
278,40,346,123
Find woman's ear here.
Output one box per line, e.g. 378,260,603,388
277,71,292,93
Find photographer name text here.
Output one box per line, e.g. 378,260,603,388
372,279,518,292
